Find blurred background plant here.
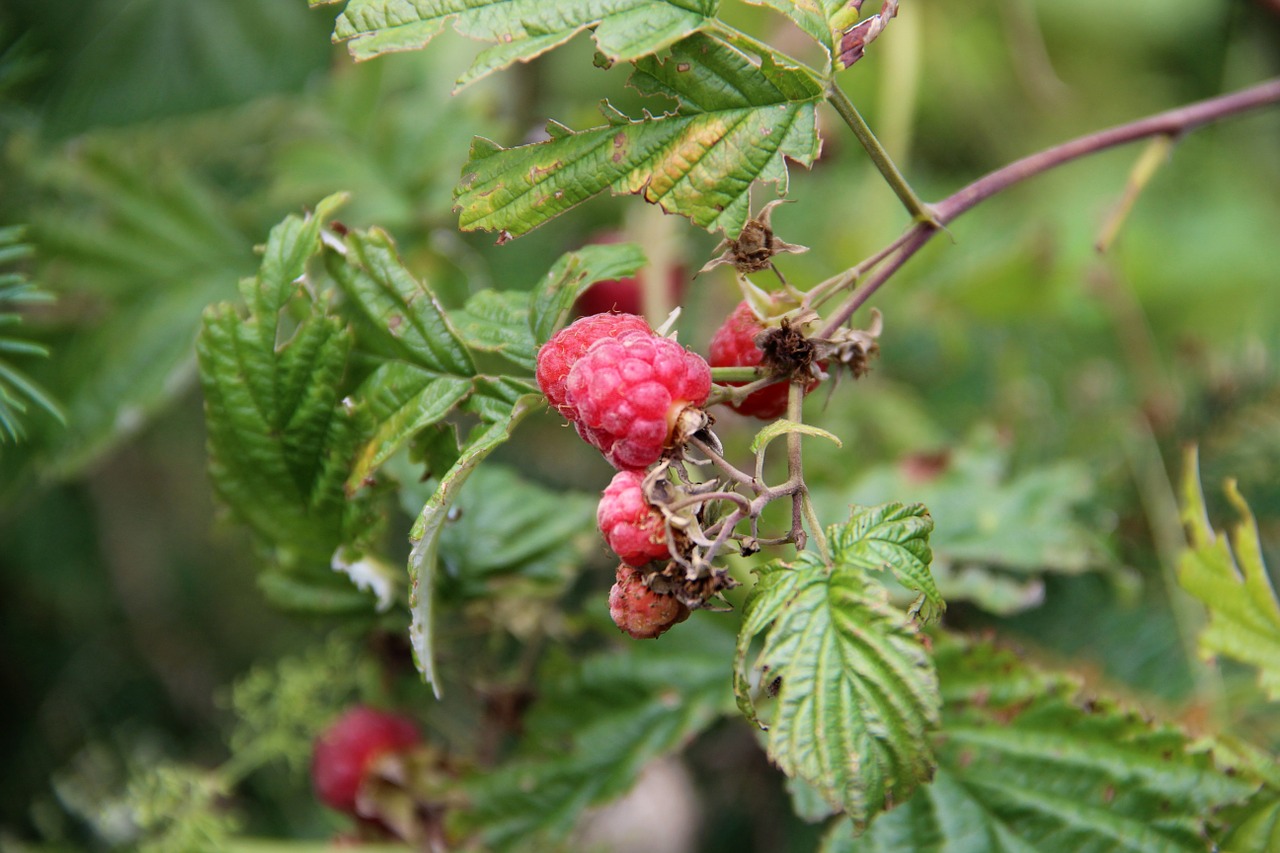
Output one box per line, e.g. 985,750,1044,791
0,0,1277,849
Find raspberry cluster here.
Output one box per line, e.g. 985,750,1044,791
537,314,714,639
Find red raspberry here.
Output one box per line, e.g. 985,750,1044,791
708,300,819,420
598,470,670,566
608,564,690,639
536,313,651,419
311,706,422,815
565,330,711,470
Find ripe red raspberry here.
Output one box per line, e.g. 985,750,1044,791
536,313,652,419
312,706,422,815
598,470,670,566
708,300,819,420
565,330,711,470
609,564,690,639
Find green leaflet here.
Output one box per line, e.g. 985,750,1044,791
435,465,596,599
197,197,370,575
1178,446,1280,702
0,226,63,443
406,386,541,697
322,0,718,85
743,0,859,61
735,504,942,831
459,619,736,849
820,634,1258,851
814,435,1116,615
456,34,823,239
527,241,647,343
329,228,475,376
830,502,943,620
451,290,538,372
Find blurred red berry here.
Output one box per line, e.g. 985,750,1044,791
312,706,422,816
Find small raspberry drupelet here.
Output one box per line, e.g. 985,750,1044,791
708,300,819,420
565,329,712,470
311,706,422,816
598,470,670,566
609,564,690,639
536,312,652,419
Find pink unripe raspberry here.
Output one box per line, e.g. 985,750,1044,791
311,706,422,815
536,313,652,419
598,470,670,566
609,564,690,639
566,330,711,470
708,300,820,420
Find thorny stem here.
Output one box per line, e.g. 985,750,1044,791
826,83,939,227
687,434,761,491
786,380,829,561
817,77,1280,338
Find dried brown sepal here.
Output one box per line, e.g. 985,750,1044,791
813,308,883,379
839,0,900,70
698,200,809,276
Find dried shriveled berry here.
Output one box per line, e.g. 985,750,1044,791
608,564,690,639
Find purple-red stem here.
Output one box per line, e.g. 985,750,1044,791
817,78,1280,339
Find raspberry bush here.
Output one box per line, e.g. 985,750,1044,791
9,1,1276,850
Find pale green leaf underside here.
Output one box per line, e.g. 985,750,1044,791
1178,447,1280,701
324,0,718,86
452,289,537,371
822,635,1257,852
407,391,541,696
736,549,939,831
456,35,822,238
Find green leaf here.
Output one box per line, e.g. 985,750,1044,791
1221,792,1280,853
324,0,718,85
406,389,542,695
461,618,735,849
743,0,859,61
198,200,377,584
527,242,647,344
451,290,538,372
455,34,823,239
735,513,941,830
346,364,473,493
329,228,475,377
822,634,1258,851
814,433,1116,615
1178,446,1280,702
0,229,63,443
749,417,843,454
436,465,596,599
830,503,943,620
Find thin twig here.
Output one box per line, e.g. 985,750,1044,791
817,78,1280,337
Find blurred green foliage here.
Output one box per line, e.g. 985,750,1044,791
1,0,1278,848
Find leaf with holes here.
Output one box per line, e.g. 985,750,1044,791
455,34,822,240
